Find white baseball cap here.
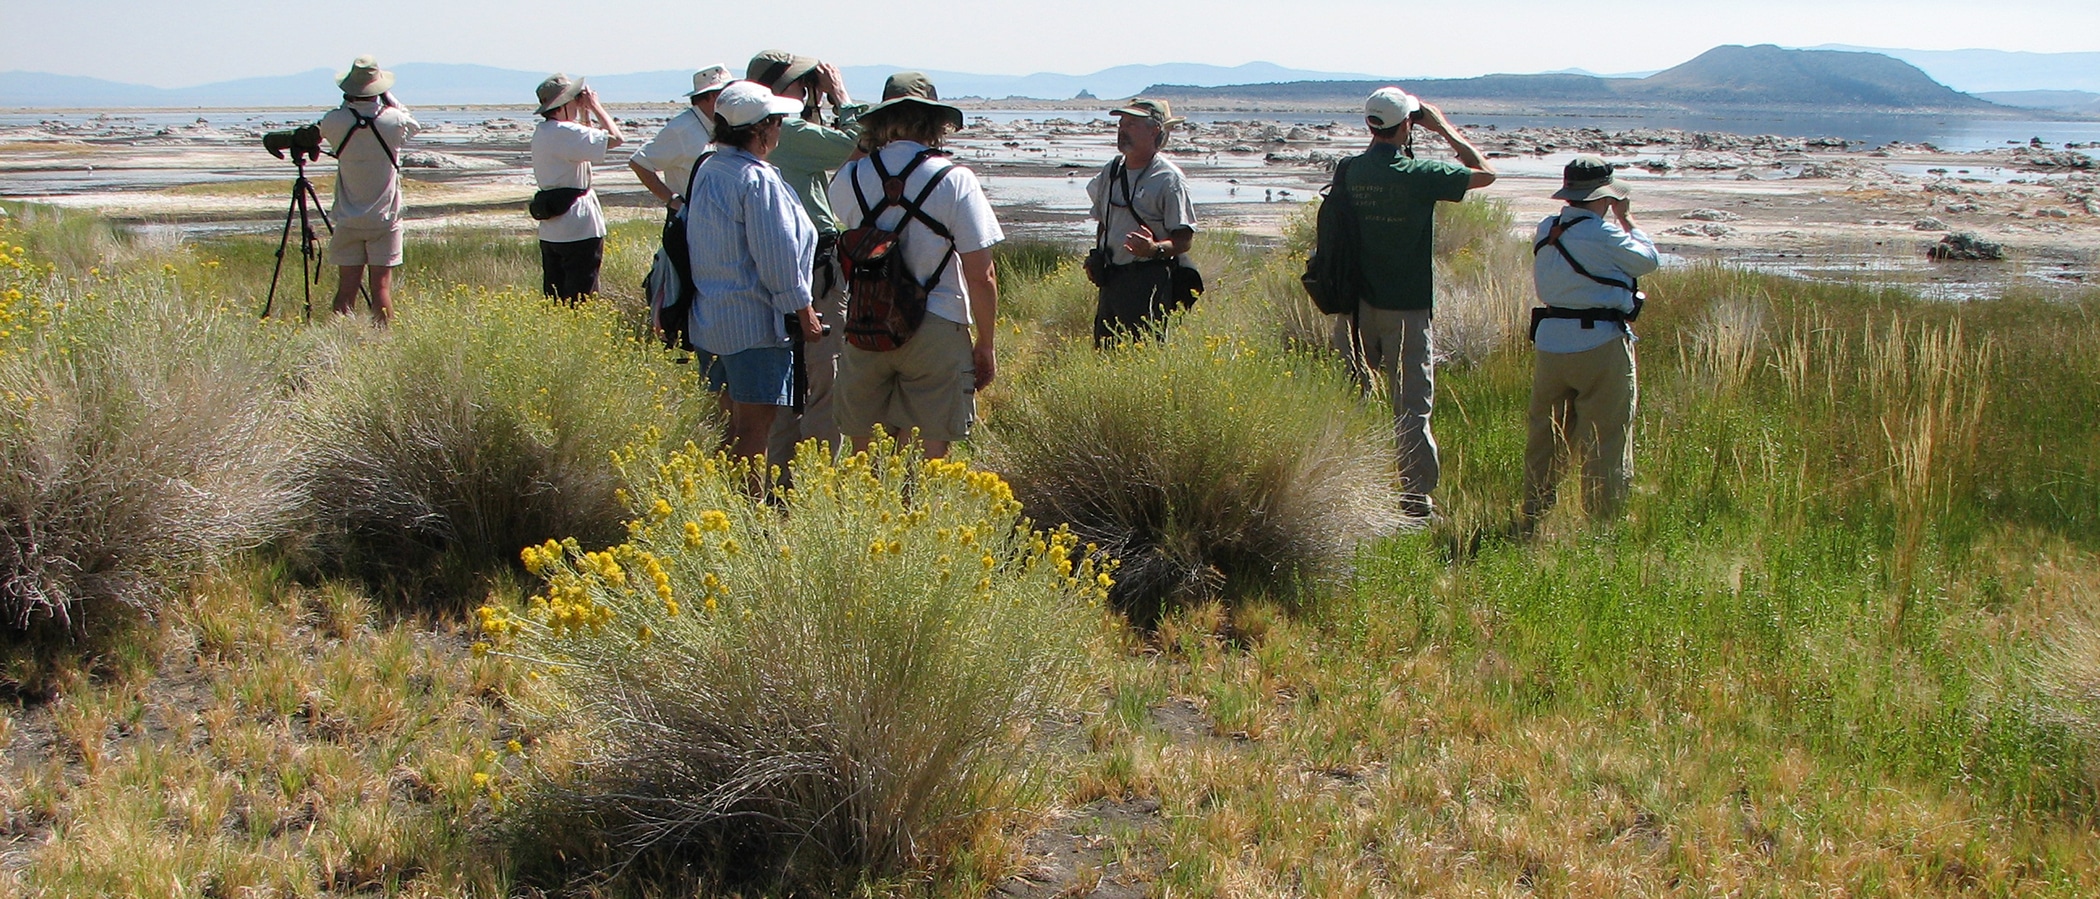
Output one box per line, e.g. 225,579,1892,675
686,65,733,98
713,80,803,128
1364,87,1420,129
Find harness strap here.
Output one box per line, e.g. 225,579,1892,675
329,104,397,169
1533,214,1637,293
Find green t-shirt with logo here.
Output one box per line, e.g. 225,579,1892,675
1345,143,1473,311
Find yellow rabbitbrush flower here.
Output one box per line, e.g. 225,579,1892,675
493,435,1109,870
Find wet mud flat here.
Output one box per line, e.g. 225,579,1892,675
2,106,2094,298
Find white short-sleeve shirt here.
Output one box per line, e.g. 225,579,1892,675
1087,155,1197,265
828,141,1003,326
317,100,420,230
532,119,611,243
628,107,713,199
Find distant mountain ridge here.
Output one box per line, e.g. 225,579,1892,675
1145,45,2002,113
0,61,1384,109
1810,45,2100,94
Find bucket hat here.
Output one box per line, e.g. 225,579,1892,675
715,80,804,128
746,50,819,93
535,73,587,116
862,72,965,131
1363,87,1420,129
1553,155,1631,202
1110,98,1184,128
686,65,734,98
338,55,394,98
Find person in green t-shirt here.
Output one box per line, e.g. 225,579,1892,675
746,50,866,470
1340,87,1496,519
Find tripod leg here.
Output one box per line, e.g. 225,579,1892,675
297,181,317,323
261,185,300,319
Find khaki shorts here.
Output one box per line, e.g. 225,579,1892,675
330,224,404,268
835,318,976,445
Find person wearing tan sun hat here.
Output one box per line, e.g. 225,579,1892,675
531,72,625,304
315,55,419,325
1085,97,1198,346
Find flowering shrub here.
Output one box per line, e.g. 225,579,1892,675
298,287,712,601
485,438,1106,889
979,331,1402,621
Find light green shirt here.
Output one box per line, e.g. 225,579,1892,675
771,108,863,236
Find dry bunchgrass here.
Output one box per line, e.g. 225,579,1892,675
0,235,304,634
0,565,515,897
296,284,714,604
978,325,1402,623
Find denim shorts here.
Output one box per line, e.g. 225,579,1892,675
706,345,794,406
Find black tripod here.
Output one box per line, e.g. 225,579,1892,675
261,155,333,322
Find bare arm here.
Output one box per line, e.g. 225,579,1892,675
961,248,998,390
629,160,675,206
1121,225,1193,260
1417,102,1495,189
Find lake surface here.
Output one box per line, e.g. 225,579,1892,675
6,107,2097,154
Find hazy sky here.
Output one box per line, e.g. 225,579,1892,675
6,0,2097,85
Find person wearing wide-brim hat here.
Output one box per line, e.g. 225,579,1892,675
826,72,1005,461
744,50,867,467
629,65,734,215
1085,97,1198,347
315,55,420,325
531,73,625,304
1521,155,1659,528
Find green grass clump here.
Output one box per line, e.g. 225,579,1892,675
980,325,1401,622
486,438,1105,892
0,231,302,634
296,285,714,605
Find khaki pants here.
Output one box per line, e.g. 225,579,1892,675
1523,338,1636,519
1339,306,1439,502
768,257,847,465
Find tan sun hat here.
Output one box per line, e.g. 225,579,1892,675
337,55,394,98
862,71,965,131
1110,98,1184,128
535,73,587,116
746,50,819,93
686,65,733,98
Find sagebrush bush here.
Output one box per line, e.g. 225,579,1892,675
978,328,1402,621
0,237,303,630
297,287,713,599
487,438,1104,890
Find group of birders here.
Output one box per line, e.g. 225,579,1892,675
317,55,1655,524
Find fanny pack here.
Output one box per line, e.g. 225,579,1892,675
529,187,588,221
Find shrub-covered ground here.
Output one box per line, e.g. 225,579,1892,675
2,197,2098,897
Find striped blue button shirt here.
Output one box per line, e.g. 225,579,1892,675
685,147,816,356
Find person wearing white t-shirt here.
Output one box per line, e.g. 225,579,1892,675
531,73,624,303
827,73,1003,461
628,65,730,214
317,56,419,325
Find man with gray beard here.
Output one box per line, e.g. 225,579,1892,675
1085,98,1198,346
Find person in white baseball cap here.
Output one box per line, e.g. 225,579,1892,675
1333,86,1496,520
684,80,827,484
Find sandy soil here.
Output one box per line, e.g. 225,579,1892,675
3,105,2094,297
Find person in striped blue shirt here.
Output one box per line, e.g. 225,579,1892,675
685,81,828,476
